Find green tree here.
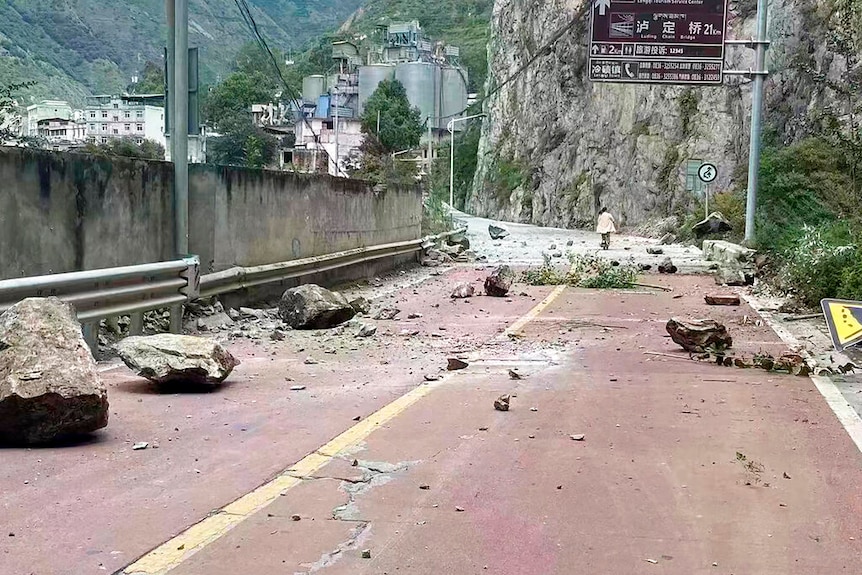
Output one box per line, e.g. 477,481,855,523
360,79,423,153
204,71,277,128
208,112,277,168
82,137,165,160
129,61,165,95
0,81,34,143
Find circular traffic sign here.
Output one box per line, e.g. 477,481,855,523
698,163,718,184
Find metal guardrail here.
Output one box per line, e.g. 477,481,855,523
0,257,200,346
198,228,466,299
0,228,465,346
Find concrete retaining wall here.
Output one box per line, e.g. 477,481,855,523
0,147,423,280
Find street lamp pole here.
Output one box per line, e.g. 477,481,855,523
447,113,486,208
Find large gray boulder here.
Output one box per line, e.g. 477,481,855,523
279,284,356,329
485,265,515,297
666,318,733,353
489,224,510,240
116,334,239,385
0,298,108,445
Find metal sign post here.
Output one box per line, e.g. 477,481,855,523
589,0,728,84
698,162,717,217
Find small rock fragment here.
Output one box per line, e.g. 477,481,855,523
508,369,522,380
570,434,586,441
291,514,301,521
349,297,371,315
658,258,678,274
451,283,476,299
530,407,538,412
419,484,431,490
290,385,306,391
355,324,378,338
488,224,510,240
494,394,511,412
132,442,149,450
447,358,469,371
304,357,319,365
373,307,401,321
455,506,465,512
646,247,664,255
424,374,442,382
407,313,423,319
666,318,732,353
361,549,372,559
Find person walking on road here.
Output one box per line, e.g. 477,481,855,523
596,207,616,250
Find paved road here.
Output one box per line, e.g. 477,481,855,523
1,222,860,575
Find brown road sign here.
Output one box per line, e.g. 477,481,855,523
589,0,728,85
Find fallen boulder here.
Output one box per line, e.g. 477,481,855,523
692,212,732,237
646,247,664,255
447,232,471,251
278,284,356,329
658,258,678,274
0,298,109,445
197,312,234,332
489,224,510,240
116,334,239,385
666,318,733,353
451,283,476,299
447,358,469,371
494,394,511,412
356,324,377,338
659,233,676,245
484,265,515,297
705,294,741,306
714,267,748,286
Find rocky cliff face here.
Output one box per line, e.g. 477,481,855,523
470,0,851,228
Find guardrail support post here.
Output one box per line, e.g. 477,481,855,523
130,312,144,336
169,304,183,334
82,322,98,353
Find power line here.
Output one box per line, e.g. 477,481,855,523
231,0,341,174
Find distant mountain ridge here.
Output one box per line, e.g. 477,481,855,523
0,0,364,106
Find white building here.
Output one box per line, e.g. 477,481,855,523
84,95,166,148
290,116,363,176
26,100,73,137
36,117,88,150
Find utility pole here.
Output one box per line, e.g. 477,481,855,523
165,0,175,162
170,0,189,256
743,0,769,244
427,117,433,176
333,87,340,177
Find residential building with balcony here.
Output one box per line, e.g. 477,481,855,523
84,94,166,148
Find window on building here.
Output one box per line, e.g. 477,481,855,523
124,112,130,119
101,137,108,144
136,139,144,145
124,124,130,131
90,112,96,119
137,124,143,131
113,104,119,109
113,129,118,134
89,124,95,131
113,116,119,122
101,111,108,118
685,159,704,196
137,111,144,118
102,124,108,131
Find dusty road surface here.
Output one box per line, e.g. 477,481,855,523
1,221,861,575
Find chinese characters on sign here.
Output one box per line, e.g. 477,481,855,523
589,0,728,85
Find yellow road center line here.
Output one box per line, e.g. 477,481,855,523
123,274,571,575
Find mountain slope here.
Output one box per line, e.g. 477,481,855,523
0,0,363,105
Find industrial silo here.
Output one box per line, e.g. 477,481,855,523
358,65,395,115
302,75,326,103
395,62,438,128
441,66,469,127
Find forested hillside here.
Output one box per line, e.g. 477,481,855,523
0,0,363,105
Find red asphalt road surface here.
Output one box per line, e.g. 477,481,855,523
2,270,861,575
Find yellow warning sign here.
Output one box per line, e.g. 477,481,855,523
821,299,862,351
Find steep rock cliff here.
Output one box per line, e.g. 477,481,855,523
470,0,851,228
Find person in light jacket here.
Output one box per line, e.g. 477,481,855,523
596,207,616,250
